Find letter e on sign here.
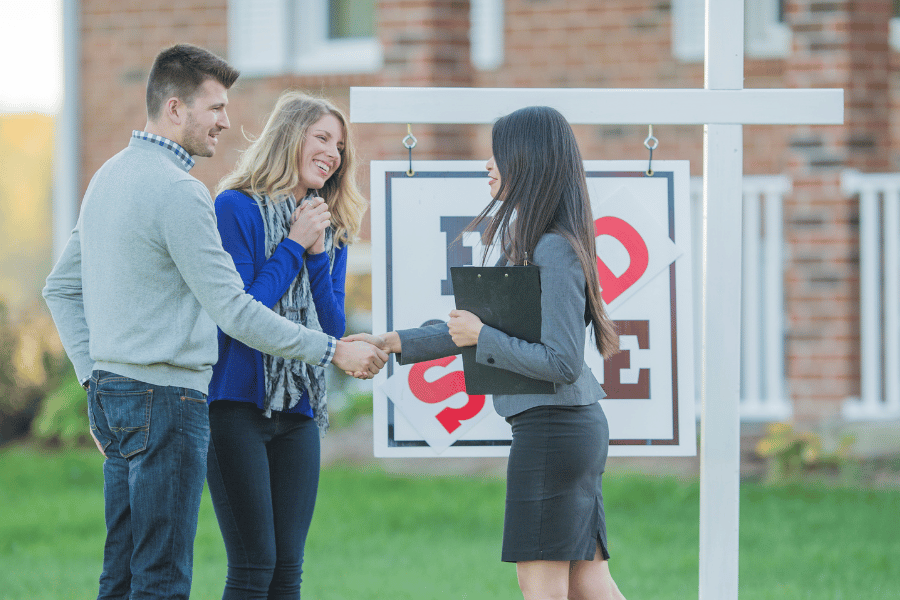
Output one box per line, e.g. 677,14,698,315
603,320,650,399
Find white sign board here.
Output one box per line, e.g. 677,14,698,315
371,160,696,457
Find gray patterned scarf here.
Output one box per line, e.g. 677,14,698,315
255,192,334,434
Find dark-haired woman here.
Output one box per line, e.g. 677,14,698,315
346,106,627,600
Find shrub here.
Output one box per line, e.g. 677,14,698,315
755,422,857,484
31,369,89,447
0,298,71,445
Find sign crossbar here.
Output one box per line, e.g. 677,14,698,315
350,87,842,125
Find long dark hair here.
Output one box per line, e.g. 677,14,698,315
471,106,619,358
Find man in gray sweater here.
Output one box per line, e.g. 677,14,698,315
43,44,385,600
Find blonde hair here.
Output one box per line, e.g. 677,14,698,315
216,91,367,246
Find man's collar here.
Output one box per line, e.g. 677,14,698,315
131,130,195,171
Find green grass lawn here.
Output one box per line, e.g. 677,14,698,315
1,444,898,600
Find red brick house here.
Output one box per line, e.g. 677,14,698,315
64,0,900,431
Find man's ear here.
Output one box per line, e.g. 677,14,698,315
164,96,185,126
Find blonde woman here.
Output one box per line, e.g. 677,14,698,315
206,91,367,599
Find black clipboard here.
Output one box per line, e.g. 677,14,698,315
450,266,556,395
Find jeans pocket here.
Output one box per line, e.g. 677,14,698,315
86,380,112,452
99,385,153,458
181,388,207,404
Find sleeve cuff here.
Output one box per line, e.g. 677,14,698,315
280,237,306,257
318,335,337,367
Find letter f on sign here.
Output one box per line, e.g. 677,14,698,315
594,216,649,304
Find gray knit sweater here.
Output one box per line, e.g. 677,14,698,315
43,136,333,393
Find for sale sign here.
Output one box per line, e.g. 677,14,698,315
370,161,696,457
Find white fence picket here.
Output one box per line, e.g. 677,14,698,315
691,176,792,421
841,171,900,420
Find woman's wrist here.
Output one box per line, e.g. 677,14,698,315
383,331,401,354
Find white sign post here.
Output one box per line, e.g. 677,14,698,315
350,2,843,597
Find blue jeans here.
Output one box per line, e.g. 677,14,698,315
206,401,321,600
87,370,210,600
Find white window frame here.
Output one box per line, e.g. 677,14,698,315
891,18,900,51
228,0,382,77
293,0,382,75
471,0,504,71
228,0,291,77
745,0,790,58
672,0,790,62
672,0,705,62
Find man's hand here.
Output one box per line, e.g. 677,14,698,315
89,427,107,458
341,332,401,378
342,331,401,354
332,339,388,378
85,385,107,458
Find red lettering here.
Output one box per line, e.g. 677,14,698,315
594,216,649,304
408,357,463,404
408,357,486,434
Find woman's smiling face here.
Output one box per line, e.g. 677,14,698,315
486,155,501,198
297,113,344,193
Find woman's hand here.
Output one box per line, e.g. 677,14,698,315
448,310,483,347
343,332,387,352
309,228,326,254
289,196,330,251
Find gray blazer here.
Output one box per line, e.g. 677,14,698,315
397,233,606,418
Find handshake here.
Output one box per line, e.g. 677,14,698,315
331,311,482,379
332,331,402,380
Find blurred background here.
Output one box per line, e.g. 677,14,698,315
3,3,900,599
1,0,899,473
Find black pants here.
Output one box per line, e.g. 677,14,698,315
206,401,320,599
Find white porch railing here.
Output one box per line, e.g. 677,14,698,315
691,175,793,421
840,171,900,420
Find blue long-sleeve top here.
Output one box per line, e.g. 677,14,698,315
208,190,348,416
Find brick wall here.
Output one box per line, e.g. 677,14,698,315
780,0,892,421
80,0,230,192
77,0,895,425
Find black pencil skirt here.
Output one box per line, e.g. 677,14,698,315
501,402,611,563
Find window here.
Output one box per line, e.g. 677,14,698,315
229,0,382,77
229,0,504,76
330,0,375,39
471,0,504,71
745,0,790,57
672,0,790,62
294,0,381,74
891,0,900,51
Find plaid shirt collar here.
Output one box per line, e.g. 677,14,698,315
131,130,195,171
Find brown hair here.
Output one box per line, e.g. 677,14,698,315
146,44,240,120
